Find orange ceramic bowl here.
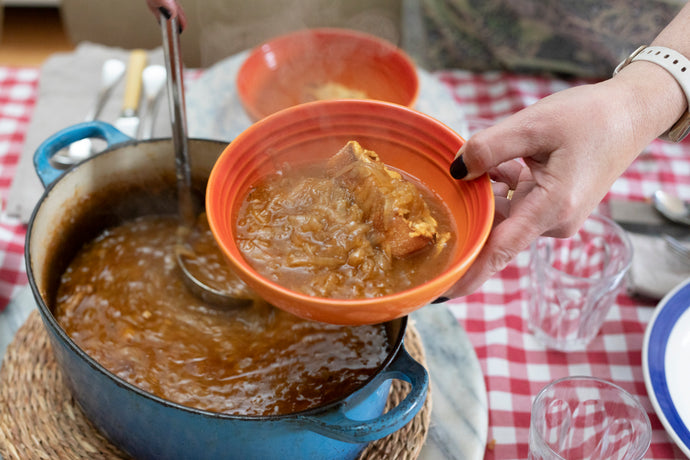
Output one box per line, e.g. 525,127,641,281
206,100,494,325
236,28,419,122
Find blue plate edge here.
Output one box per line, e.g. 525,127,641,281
643,277,690,457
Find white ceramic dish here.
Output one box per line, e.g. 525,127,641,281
643,277,690,457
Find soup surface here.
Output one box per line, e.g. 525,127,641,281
236,141,455,299
302,81,368,102
251,57,410,117
54,215,390,416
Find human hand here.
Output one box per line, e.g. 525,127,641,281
443,76,667,299
145,0,188,32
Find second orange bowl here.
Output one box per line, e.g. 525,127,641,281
236,28,419,122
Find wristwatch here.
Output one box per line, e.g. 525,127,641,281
614,45,690,142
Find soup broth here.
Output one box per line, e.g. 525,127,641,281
54,215,390,416
236,142,455,299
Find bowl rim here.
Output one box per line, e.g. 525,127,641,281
236,26,420,121
206,99,494,319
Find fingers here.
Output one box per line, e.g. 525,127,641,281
446,189,556,298
445,222,526,297
489,158,523,190
491,181,512,222
452,111,553,180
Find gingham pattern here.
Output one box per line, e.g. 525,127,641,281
0,67,35,310
438,69,688,459
0,66,687,458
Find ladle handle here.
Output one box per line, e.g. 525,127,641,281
162,16,196,230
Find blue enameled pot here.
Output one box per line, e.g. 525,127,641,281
25,122,429,460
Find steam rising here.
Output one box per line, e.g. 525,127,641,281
195,0,402,67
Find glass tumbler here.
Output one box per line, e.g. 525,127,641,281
527,213,633,351
529,376,651,460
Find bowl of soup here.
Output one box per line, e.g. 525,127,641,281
236,27,419,121
206,99,494,325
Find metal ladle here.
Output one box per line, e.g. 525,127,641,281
162,16,253,308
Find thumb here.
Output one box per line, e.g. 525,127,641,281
450,113,551,181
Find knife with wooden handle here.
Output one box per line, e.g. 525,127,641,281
114,49,147,138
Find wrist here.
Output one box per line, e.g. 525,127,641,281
612,49,688,142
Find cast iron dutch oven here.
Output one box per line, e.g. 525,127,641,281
25,121,429,460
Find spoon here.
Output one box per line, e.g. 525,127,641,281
137,64,167,139
161,16,253,308
652,190,690,226
52,58,126,167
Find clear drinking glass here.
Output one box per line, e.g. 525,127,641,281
529,376,651,460
527,214,633,351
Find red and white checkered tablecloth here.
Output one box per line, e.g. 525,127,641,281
0,67,35,308
0,65,687,459
436,69,689,459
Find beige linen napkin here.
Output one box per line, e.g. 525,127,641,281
609,199,690,300
6,42,169,223
626,232,690,299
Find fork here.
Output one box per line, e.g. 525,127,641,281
662,233,690,265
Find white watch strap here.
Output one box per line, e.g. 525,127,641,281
628,46,690,142
630,46,690,100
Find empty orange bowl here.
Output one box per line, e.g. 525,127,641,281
236,28,419,122
206,99,494,325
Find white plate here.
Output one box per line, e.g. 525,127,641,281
643,277,690,457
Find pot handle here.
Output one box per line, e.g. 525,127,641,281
297,346,428,444
33,121,132,187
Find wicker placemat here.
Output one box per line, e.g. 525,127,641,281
0,310,431,459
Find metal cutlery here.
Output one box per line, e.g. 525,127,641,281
652,190,690,226
137,65,167,139
662,233,690,265
114,49,147,138
52,58,126,167
162,15,253,308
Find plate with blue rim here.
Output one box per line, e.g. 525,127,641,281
643,276,690,457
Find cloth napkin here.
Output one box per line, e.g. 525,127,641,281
608,199,690,300
6,43,170,223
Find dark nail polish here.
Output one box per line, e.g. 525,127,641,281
158,7,171,19
431,296,450,304
450,156,468,179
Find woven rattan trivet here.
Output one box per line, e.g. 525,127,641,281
0,310,431,460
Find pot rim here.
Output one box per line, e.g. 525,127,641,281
25,138,410,422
